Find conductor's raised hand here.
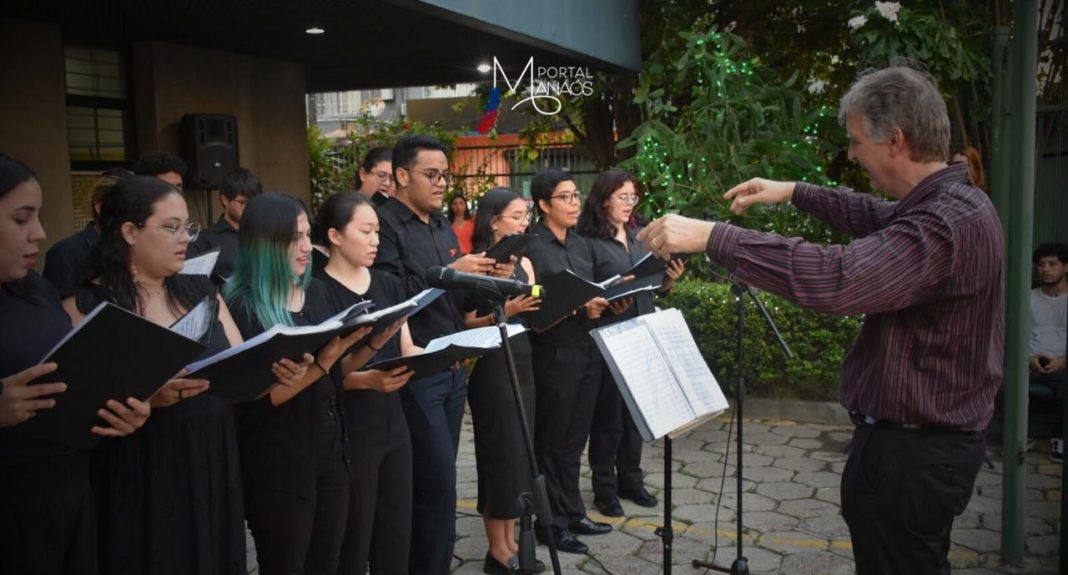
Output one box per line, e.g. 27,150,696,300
448,252,497,275
150,370,210,407
724,178,796,215
273,354,313,386
344,366,415,393
91,397,151,438
504,294,541,318
0,362,67,428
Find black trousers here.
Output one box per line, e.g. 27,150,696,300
532,340,601,532
0,454,98,575
245,433,350,575
588,358,645,500
841,424,985,575
338,404,413,575
398,368,467,575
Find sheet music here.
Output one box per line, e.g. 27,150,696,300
640,309,728,416
179,249,220,276
169,297,217,341
423,324,526,353
597,323,695,439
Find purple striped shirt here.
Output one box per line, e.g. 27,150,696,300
706,163,1004,431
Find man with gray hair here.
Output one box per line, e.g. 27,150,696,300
639,65,1004,574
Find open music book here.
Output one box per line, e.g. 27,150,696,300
364,324,526,379
179,249,220,276
590,308,728,441
20,302,207,448
525,269,605,332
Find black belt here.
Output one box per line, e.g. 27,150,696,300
849,411,979,435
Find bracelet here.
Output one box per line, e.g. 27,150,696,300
314,359,329,375
368,342,383,352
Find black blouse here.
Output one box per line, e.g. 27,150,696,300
0,272,78,467
524,221,598,345
586,226,656,321
229,278,347,498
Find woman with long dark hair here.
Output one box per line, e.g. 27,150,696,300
313,190,416,574
576,168,684,518
448,192,474,254
63,175,277,575
524,168,614,554
462,188,543,573
0,153,150,575
225,191,370,575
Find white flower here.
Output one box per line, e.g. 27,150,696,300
830,55,841,65
807,79,827,94
848,15,868,30
875,1,901,23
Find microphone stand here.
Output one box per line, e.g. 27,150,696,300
693,281,792,575
487,294,562,575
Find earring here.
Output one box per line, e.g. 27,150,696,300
129,262,138,277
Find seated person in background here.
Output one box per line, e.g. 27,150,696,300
187,167,263,281
1030,242,1068,461
43,167,129,295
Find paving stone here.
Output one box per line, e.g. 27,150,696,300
799,513,850,538
692,543,784,573
828,461,846,474
714,491,777,513
645,472,699,490
741,511,800,532
1025,535,1060,557
809,450,848,463
742,465,794,483
952,528,1002,553
955,510,982,529
757,530,829,554
755,481,815,502
965,495,1003,515
582,527,644,556
583,553,661,575
754,444,807,459
1028,473,1064,490
772,456,827,473
738,452,775,467
814,487,842,505
695,477,756,495
779,551,856,575
947,544,981,568
827,431,853,443
1036,463,1063,477
667,487,718,506
788,437,824,449
743,422,773,434
674,503,736,524
687,428,732,444
773,425,823,439
743,432,791,446
778,498,839,519
793,470,842,488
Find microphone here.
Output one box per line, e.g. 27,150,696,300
424,266,542,298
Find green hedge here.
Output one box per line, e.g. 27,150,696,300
657,278,862,401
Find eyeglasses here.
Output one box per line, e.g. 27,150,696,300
372,171,394,183
550,191,583,204
613,194,640,206
407,168,453,187
138,222,200,242
499,212,532,225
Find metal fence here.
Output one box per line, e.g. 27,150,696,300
451,142,600,200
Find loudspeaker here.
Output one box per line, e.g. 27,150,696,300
180,114,239,189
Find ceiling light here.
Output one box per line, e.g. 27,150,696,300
305,27,325,35
477,62,492,73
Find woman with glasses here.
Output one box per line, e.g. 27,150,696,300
356,147,395,206
447,192,474,255
524,168,615,555
461,188,544,573
225,191,370,575
62,175,280,575
576,169,685,519
0,154,150,575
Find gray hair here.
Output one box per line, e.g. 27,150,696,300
838,65,950,163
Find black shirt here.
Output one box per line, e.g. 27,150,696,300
372,197,465,347
187,216,239,281
586,226,656,320
0,272,79,467
42,223,98,296
371,191,390,208
314,268,408,448
525,221,599,345
229,278,347,498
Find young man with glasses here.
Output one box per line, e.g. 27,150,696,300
356,147,396,207
187,168,262,281
372,134,512,574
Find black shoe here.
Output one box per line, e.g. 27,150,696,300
569,515,612,535
620,487,659,508
594,496,624,517
518,558,546,574
483,552,517,574
536,528,589,554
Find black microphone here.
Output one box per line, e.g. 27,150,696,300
424,266,543,298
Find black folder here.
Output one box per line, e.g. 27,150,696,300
525,269,605,332
601,273,665,302
363,325,524,379
17,302,207,448
484,233,537,263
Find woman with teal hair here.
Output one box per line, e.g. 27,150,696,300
224,191,372,575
